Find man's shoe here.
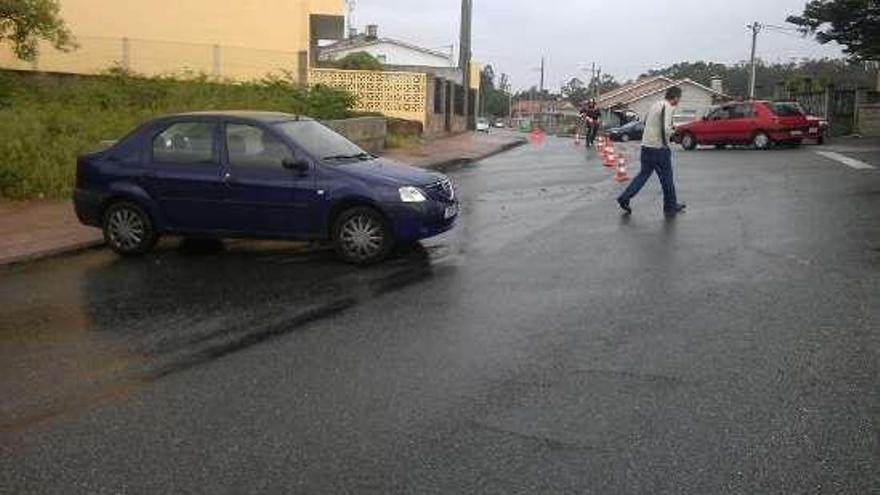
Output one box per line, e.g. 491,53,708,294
617,198,632,214
664,203,686,216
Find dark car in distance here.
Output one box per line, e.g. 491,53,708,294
673,101,811,150
607,121,645,142
74,112,459,264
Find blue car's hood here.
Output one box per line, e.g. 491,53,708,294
334,158,442,186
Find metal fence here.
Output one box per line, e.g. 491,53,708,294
0,35,303,81
780,88,858,137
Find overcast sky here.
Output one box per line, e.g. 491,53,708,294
351,0,844,90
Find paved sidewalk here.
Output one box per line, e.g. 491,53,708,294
0,131,526,266
384,131,526,170
0,201,103,266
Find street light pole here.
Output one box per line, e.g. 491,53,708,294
748,21,762,100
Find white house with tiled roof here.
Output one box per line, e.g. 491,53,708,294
599,76,730,124
319,25,454,68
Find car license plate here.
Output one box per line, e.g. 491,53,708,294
444,204,458,219
791,130,804,136
809,127,818,134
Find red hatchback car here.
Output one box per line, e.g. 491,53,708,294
674,101,811,150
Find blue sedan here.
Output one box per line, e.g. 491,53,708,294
74,111,458,264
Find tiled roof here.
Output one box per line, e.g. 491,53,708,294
320,36,451,60
598,76,676,109
597,76,729,109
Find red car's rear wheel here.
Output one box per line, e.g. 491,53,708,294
681,132,697,151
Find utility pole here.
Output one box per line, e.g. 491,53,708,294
595,66,602,99
539,56,545,95
748,21,762,100
345,0,356,37
590,62,596,97
459,0,473,128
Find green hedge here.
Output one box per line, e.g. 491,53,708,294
0,69,357,199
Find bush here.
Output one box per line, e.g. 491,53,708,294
333,52,384,71
0,70,357,199
0,73,12,109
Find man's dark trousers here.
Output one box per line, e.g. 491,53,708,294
618,146,677,211
586,124,598,147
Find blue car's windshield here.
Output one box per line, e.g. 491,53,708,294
274,120,370,163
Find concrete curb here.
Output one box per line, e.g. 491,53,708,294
422,138,527,172
0,238,104,268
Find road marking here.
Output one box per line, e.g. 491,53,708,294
815,151,876,170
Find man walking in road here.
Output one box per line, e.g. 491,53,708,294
617,87,686,216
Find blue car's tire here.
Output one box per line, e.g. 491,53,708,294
103,201,158,256
333,206,392,265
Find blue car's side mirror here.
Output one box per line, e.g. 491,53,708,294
283,158,310,175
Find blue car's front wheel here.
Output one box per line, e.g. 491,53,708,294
333,206,392,265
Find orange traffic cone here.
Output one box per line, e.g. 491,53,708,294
603,148,617,168
529,128,545,146
615,157,631,182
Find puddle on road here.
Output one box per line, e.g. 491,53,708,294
0,240,442,432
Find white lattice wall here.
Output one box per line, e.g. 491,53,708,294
309,68,428,124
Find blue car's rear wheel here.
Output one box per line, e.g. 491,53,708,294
333,207,392,265
103,201,158,256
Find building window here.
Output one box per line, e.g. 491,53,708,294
434,79,444,114
454,84,465,116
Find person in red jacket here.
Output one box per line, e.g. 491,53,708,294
579,99,602,148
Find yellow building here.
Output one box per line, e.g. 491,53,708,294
0,0,346,81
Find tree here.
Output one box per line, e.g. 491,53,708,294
334,51,383,71
642,58,875,97
516,86,556,101
587,74,620,96
0,0,75,62
498,73,510,94
787,0,880,62
561,78,589,106
479,64,512,117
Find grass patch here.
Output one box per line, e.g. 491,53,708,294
385,132,421,149
0,69,356,199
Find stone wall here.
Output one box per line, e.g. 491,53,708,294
323,116,387,154
857,103,880,137
424,75,470,138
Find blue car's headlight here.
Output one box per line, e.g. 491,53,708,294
399,186,427,203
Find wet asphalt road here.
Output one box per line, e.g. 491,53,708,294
2,135,879,494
